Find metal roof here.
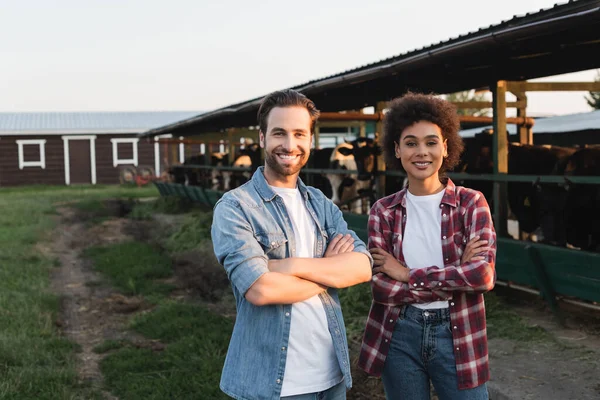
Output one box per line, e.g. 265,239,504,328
460,109,600,137
141,0,600,138
0,111,201,135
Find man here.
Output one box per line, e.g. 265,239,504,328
211,89,372,400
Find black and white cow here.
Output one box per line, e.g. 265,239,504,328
325,138,380,214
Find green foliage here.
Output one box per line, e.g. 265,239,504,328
445,90,491,117
165,212,214,253
100,302,232,400
84,242,173,296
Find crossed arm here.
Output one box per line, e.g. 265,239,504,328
211,200,372,307
248,234,371,306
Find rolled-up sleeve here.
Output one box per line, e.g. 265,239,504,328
211,199,269,296
329,201,373,266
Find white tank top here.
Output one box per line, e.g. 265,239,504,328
402,189,449,309
270,186,343,396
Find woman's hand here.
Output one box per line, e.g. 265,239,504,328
461,236,489,264
369,247,410,282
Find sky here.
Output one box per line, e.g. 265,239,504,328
1,0,597,116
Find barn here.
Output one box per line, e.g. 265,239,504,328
0,111,199,186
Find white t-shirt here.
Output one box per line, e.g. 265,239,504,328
402,189,449,309
270,186,343,396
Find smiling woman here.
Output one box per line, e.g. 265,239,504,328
360,93,496,400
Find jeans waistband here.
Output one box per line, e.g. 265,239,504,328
400,304,450,325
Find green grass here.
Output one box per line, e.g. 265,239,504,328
100,302,231,400
0,184,156,399
164,211,213,253
93,339,129,354
485,292,554,343
339,283,372,343
128,196,195,220
84,242,174,296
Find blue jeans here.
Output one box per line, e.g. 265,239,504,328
382,305,488,400
281,380,346,400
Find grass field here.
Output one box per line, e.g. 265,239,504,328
0,184,157,399
0,183,558,399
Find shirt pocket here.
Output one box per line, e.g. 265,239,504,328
255,233,288,259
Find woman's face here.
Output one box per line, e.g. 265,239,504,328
395,121,448,184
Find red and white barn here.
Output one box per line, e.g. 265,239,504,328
0,111,199,186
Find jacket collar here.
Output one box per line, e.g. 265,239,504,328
252,166,310,202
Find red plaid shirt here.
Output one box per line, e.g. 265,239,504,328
358,179,496,390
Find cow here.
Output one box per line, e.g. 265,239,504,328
303,147,334,199
540,147,600,252
325,137,380,214
460,131,577,240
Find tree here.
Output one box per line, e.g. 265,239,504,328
444,90,491,117
585,70,600,110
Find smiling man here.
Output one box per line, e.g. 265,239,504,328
211,89,372,400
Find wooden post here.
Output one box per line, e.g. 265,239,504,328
515,92,532,144
492,81,509,237
359,121,366,138
227,129,235,163
375,101,387,198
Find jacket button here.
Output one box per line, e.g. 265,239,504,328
285,312,290,317
276,379,281,384
450,302,455,306
442,236,446,239
271,241,276,246
389,319,394,323
281,347,286,351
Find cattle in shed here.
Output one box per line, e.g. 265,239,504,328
547,147,600,252
303,147,334,198
460,131,577,239
326,138,380,214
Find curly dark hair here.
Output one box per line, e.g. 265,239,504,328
257,89,320,134
382,92,464,175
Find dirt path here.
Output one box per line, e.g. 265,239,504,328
49,208,143,399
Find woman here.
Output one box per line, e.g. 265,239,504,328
359,93,496,400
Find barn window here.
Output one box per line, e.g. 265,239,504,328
110,138,139,167
16,139,47,169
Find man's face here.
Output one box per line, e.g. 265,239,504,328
259,106,312,186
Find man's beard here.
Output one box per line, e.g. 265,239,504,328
264,149,308,177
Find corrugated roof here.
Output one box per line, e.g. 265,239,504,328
0,111,202,135
141,0,600,138
460,109,600,137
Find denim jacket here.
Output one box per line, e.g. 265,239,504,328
211,167,372,400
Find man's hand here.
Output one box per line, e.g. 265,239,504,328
370,247,410,282
324,234,355,257
461,236,489,264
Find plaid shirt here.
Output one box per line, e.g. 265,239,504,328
358,179,496,390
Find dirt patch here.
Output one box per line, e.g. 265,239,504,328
48,208,160,398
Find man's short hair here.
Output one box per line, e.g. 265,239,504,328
257,89,320,134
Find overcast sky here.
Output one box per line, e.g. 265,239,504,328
1,0,597,116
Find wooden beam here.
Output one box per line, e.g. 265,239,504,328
507,81,600,92
459,115,535,127
493,80,509,237
451,100,526,109
320,112,381,121
319,112,535,126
